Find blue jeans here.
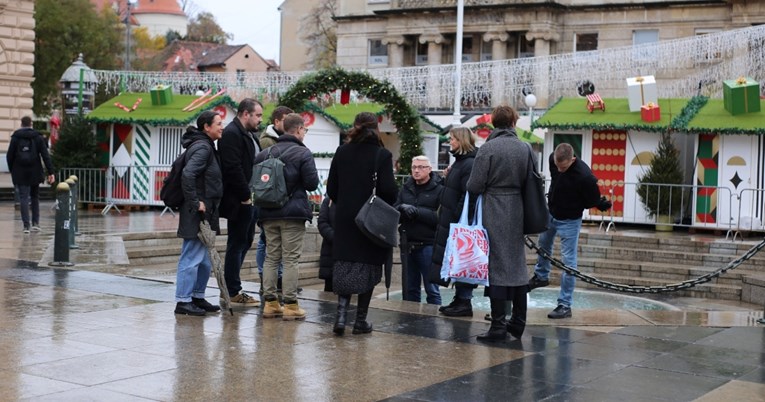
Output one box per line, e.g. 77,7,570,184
403,245,441,305
454,282,474,300
533,214,582,308
256,230,282,277
176,239,212,302
223,204,258,296
16,184,40,228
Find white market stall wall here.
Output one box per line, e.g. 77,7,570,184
105,105,236,207
694,133,765,231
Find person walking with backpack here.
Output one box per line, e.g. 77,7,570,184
7,116,55,234
254,113,319,320
218,98,263,307
174,110,224,316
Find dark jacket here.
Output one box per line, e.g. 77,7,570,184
177,127,223,239
327,139,398,266
317,197,336,279
253,134,319,222
218,118,260,219
7,127,54,186
430,149,476,279
395,172,443,244
547,154,601,220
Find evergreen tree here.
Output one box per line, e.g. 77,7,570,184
637,132,685,217
51,116,100,169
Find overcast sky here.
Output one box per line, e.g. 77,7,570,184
189,0,283,62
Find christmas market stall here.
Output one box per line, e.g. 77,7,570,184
87,89,237,210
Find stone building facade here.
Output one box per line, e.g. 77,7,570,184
334,0,765,69
0,0,34,162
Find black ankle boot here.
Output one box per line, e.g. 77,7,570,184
441,298,473,317
334,295,351,336
506,315,526,339
477,298,507,342
352,291,373,334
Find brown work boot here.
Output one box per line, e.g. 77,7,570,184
229,292,260,307
262,300,284,318
282,301,306,321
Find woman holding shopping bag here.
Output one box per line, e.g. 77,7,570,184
466,105,533,341
326,112,398,336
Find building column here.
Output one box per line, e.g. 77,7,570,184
382,35,407,68
484,31,509,106
419,34,449,108
526,27,559,109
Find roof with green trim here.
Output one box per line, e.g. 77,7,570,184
532,97,691,133
686,98,765,135
263,102,442,132
87,92,238,125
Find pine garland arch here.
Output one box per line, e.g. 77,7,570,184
280,67,422,175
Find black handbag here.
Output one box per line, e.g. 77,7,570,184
523,145,550,234
354,149,400,248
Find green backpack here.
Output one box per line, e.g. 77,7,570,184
250,146,296,209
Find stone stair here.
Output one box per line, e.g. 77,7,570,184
526,229,765,304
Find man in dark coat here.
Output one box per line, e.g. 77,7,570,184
218,98,263,307
254,113,319,320
6,116,55,233
528,143,611,319
396,155,443,305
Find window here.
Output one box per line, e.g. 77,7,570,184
368,39,388,66
481,39,493,61
694,28,722,63
462,36,473,62
575,33,598,52
632,29,659,60
519,35,535,58
236,69,245,84
416,41,428,65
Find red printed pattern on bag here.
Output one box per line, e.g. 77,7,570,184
447,227,489,281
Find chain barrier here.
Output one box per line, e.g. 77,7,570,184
524,235,765,294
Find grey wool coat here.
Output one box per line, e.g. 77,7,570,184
466,128,533,287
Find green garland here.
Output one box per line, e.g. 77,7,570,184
669,96,708,132
312,152,336,158
280,67,423,175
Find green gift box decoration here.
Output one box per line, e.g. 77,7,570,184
723,77,760,115
150,85,173,106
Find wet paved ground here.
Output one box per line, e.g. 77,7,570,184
0,195,764,400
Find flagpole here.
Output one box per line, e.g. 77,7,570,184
451,0,464,126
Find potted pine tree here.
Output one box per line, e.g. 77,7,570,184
637,132,685,231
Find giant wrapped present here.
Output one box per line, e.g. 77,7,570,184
150,85,173,106
723,77,760,115
640,102,661,122
626,75,658,112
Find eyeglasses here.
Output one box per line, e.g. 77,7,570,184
411,165,431,170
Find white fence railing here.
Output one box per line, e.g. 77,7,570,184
57,167,763,237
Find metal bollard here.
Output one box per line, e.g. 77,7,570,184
65,178,78,249
49,183,73,267
68,175,80,235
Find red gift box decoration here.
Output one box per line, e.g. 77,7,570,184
640,102,661,122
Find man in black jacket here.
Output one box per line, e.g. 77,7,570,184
528,143,611,319
396,156,444,305
219,98,263,307
6,116,55,233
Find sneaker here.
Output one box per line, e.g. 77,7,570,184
192,297,221,312
282,302,306,321
23,227,30,234
229,292,260,307
548,305,572,319
31,225,41,232
174,302,206,316
528,274,550,291
262,300,284,318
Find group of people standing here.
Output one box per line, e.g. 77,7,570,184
172,99,610,343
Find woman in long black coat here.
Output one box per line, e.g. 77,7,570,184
326,112,398,336
317,196,336,292
430,126,478,317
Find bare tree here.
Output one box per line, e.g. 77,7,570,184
177,0,199,18
300,0,337,70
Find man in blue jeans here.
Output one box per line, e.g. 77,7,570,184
396,156,443,305
528,143,611,319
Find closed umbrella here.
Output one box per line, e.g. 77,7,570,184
198,219,233,315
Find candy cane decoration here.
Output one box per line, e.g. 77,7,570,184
114,102,131,112
182,89,212,112
187,88,227,112
131,98,142,111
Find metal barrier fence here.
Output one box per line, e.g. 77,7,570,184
56,167,762,235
